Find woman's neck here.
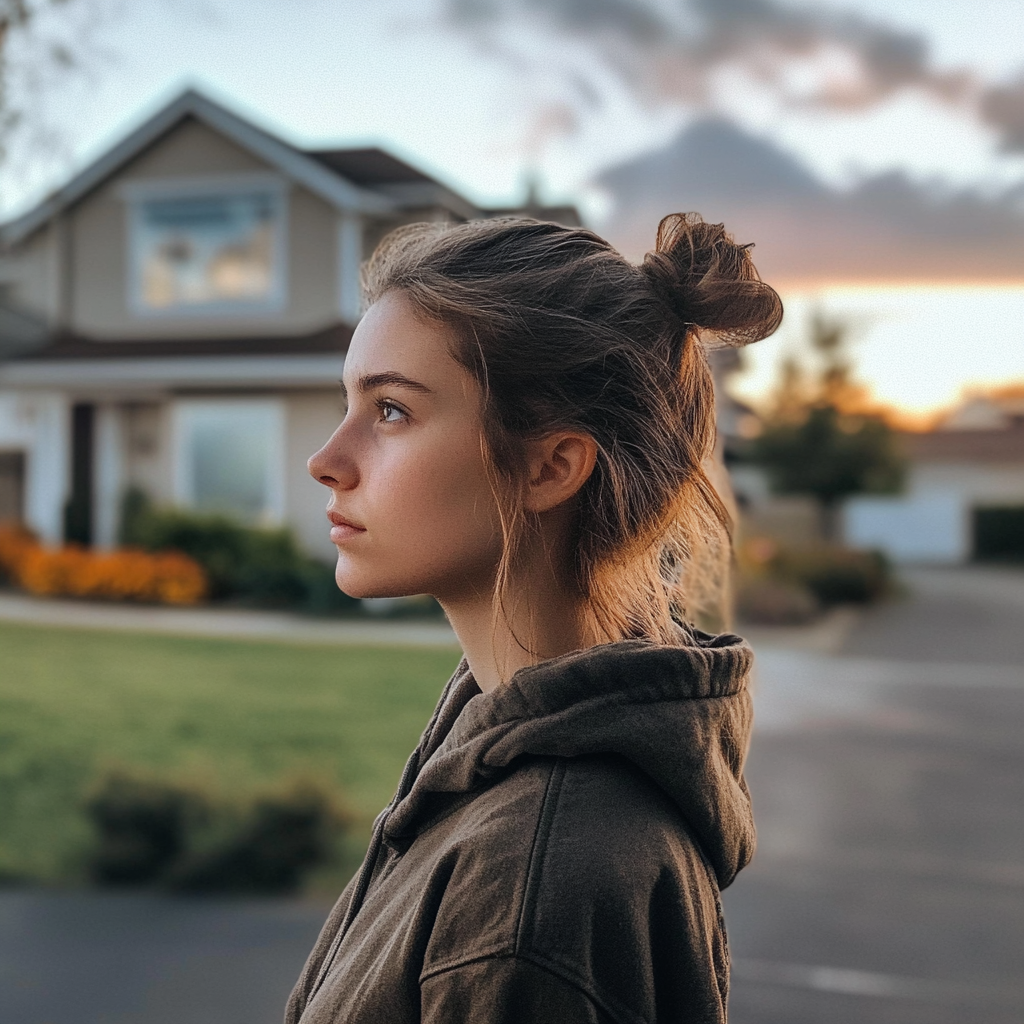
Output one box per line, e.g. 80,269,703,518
439,543,599,694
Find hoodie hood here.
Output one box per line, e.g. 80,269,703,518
385,630,756,888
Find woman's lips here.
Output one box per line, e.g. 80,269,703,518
327,510,366,544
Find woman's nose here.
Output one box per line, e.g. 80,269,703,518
308,429,358,490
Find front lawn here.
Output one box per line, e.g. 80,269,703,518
0,622,461,887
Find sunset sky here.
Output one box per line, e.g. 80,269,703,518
3,0,1024,416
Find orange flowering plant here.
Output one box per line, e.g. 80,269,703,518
0,522,207,605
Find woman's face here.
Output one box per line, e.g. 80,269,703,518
308,291,503,602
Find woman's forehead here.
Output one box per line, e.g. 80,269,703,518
344,294,476,402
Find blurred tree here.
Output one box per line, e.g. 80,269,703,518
747,315,906,540
1,0,122,185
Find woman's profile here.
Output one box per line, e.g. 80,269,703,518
289,212,782,1023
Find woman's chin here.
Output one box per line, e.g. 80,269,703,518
334,567,423,601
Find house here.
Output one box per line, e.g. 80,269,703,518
0,89,580,559
844,394,1024,563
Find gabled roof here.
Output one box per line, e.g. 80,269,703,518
0,89,396,246
309,147,480,220
310,148,437,186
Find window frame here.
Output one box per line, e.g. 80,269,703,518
121,173,290,319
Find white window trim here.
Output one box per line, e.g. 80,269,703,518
121,173,290,319
171,397,286,525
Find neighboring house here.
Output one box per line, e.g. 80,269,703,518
0,89,579,559
713,348,823,546
845,395,1024,563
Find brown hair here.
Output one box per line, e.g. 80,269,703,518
363,213,782,644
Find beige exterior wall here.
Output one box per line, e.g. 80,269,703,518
911,462,1024,505
284,389,345,560
0,223,58,322
122,402,174,505
59,117,343,340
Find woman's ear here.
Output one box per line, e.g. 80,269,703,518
522,432,598,514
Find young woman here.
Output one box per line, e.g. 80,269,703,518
289,213,782,1024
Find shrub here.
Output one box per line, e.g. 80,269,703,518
84,771,351,895
734,577,819,626
85,773,205,886
7,535,207,605
773,545,890,606
734,535,891,622
120,489,358,614
0,522,38,585
169,783,350,894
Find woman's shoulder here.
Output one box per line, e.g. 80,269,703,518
532,753,716,887
453,752,696,857
425,754,728,1021
456,752,711,874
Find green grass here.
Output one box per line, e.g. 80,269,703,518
0,621,461,886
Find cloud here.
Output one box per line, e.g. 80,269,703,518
597,118,1024,282
980,76,1024,152
441,0,1024,153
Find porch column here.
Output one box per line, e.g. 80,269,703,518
94,403,124,548
24,392,70,545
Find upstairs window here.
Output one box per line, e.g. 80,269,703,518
125,176,287,316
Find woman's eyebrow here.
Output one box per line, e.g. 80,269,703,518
354,371,435,395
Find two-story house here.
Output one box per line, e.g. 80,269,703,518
0,89,579,560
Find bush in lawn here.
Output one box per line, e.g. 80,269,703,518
84,771,351,894
85,772,206,885
169,782,352,895
120,488,358,613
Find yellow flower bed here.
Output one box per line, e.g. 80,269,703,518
0,523,207,605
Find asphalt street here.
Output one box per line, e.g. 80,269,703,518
726,565,1024,1024
1,566,1021,1023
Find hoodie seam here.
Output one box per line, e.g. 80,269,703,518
482,686,748,738
515,757,566,955
418,952,641,1024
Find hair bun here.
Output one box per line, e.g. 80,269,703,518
641,212,783,347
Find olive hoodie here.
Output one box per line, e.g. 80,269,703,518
286,630,755,1024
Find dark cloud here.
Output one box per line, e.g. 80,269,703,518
981,77,1024,152
598,119,1024,282
442,0,1024,152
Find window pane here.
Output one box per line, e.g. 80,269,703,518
182,405,277,523
136,192,278,310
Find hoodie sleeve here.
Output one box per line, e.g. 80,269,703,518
420,956,619,1024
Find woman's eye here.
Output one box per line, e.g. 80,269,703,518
377,399,406,424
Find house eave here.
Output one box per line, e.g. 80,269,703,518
0,352,347,392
